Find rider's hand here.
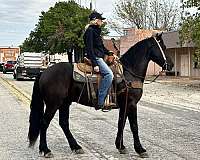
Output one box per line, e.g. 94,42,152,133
94,66,100,72
108,50,114,56
113,54,119,60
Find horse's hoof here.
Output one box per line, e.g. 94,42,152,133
39,151,54,158
139,152,149,158
118,148,128,154
45,152,54,158
73,148,84,154
28,144,34,149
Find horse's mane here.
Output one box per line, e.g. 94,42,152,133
120,37,153,66
123,37,152,56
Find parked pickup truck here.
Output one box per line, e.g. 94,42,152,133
13,52,46,80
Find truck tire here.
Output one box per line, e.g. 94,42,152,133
13,73,16,79
16,72,23,81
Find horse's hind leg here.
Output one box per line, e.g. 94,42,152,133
59,100,84,154
127,104,148,158
39,105,57,158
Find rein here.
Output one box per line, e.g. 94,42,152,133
116,59,160,84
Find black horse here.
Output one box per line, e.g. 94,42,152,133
28,33,174,158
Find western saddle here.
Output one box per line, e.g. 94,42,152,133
73,56,123,110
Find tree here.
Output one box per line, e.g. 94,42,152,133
148,0,180,30
109,0,180,34
20,27,46,53
180,0,200,46
21,1,91,59
180,0,200,68
114,0,148,29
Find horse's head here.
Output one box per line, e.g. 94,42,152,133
149,33,174,71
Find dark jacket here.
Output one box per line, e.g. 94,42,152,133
83,25,109,67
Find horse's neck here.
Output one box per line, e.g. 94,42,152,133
122,55,149,82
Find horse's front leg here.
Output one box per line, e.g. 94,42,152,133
128,103,148,158
115,99,128,154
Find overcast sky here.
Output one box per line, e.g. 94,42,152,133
0,0,116,47
0,0,182,47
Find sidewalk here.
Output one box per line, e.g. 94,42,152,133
0,81,38,159
155,76,200,88
141,76,200,111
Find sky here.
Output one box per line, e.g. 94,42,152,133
0,0,116,47
0,0,182,47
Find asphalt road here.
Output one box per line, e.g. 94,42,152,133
0,72,200,160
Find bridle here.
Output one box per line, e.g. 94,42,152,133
115,36,168,84
153,37,168,71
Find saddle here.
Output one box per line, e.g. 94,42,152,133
73,57,123,110
73,57,123,83
76,57,93,73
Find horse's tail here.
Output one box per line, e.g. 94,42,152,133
28,74,44,147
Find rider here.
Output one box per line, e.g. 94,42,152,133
83,11,116,110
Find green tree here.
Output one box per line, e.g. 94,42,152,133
180,0,200,46
180,0,200,67
21,1,91,55
20,27,46,53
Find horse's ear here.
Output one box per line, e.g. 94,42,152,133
154,32,163,41
156,33,159,37
152,32,162,38
157,32,163,38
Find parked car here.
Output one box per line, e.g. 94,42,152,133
0,62,4,72
3,60,17,73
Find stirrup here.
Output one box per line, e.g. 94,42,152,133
105,102,116,107
102,103,116,112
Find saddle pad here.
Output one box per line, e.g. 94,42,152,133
73,63,123,83
73,63,98,83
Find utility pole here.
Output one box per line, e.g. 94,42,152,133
90,0,92,10
75,0,81,5
89,0,96,10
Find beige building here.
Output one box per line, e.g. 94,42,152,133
120,28,200,78
162,31,199,78
0,46,20,62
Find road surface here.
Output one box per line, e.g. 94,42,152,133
0,73,199,160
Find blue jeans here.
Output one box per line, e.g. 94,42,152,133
96,58,114,106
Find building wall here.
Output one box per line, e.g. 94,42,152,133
103,38,120,56
0,47,20,62
147,61,161,75
166,47,200,78
120,28,159,54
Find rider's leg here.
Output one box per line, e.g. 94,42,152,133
96,57,114,106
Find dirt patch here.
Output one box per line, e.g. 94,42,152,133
141,76,200,111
